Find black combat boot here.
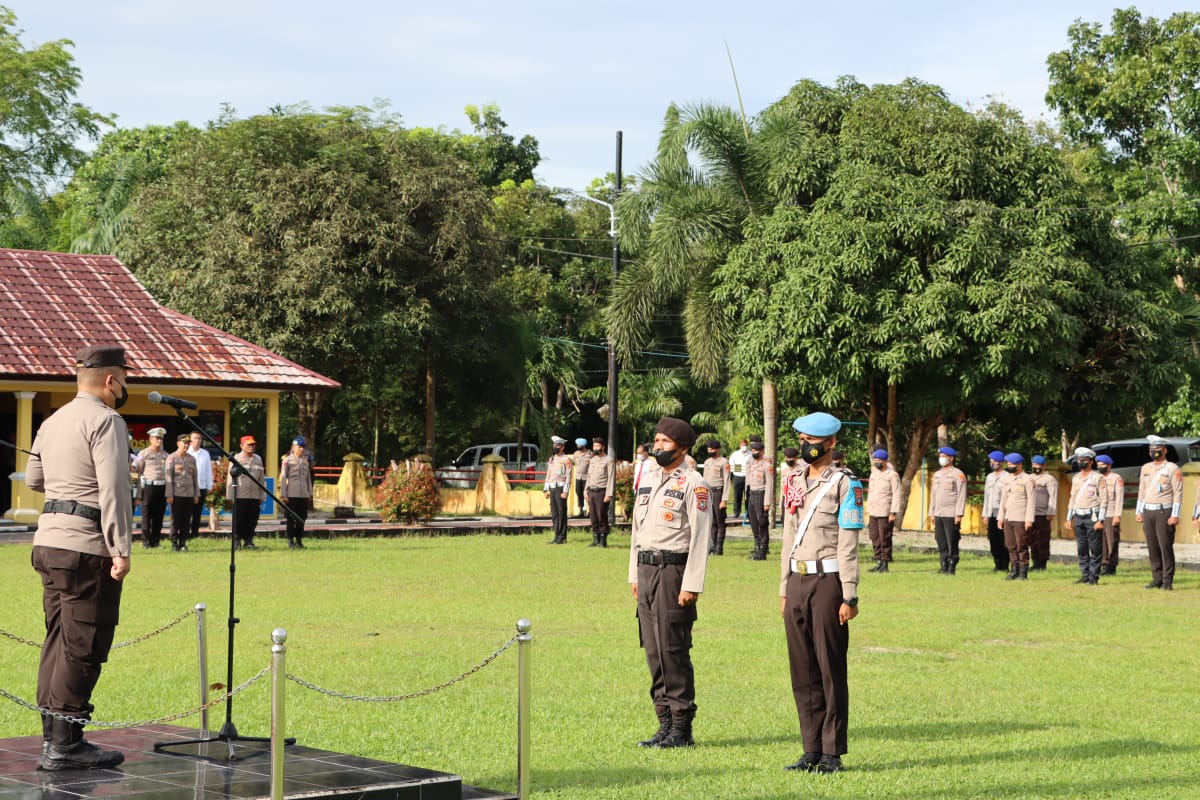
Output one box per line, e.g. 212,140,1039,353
655,708,696,748
1005,565,1019,581
879,560,889,573
39,719,124,771
599,534,608,548
588,534,600,547
869,559,881,573
938,558,948,574
637,705,672,748
1018,565,1028,581
948,559,958,575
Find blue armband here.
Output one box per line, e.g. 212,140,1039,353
839,477,866,529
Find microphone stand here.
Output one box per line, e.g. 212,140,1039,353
154,405,301,759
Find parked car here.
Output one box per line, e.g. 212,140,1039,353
435,443,541,488
1071,437,1200,487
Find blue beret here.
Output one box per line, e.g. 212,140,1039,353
292,436,306,447
575,438,587,447
988,450,1005,461
1031,454,1046,465
872,449,889,460
1095,454,1113,465
938,446,957,457
792,412,841,437
1005,452,1024,464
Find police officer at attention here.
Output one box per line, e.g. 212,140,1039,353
981,450,1010,572
1137,435,1182,590
135,427,169,548
543,435,572,544
572,438,591,518
779,412,864,775
865,448,901,573
701,440,731,555
231,435,265,549
927,447,966,574
25,344,132,770
1065,447,1106,585
165,434,199,552
280,436,314,549
997,453,1035,581
630,417,712,749
745,440,772,560
1096,455,1123,575
1029,455,1057,570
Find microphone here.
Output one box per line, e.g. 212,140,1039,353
148,391,198,410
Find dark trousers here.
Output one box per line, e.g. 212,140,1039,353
189,488,208,539
1142,508,1175,585
1004,521,1033,568
748,489,768,553
709,488,726,551
732,476,746,517
933,516,960,563
868,516,894,561
549,489,568,542
1032,515,1052,566
142,484,166,547
234,498,260,544
1072,515,1102,581
285,496,308,543
986,516,1008,569
587,488,609,536
574,478,587,514
32,546,123,721
636,562,697,714
1102,520,1121,571
784,571,849,756
170,496,194,550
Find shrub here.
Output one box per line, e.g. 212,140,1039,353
614,462,635,519
377,462,442,523
208,458,232,512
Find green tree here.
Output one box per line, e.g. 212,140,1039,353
463,103,540,187
582,368,687,447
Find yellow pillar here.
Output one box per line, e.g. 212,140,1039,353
7,391,39,522
266,394,280,517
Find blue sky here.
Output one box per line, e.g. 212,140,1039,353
11,2,1194,190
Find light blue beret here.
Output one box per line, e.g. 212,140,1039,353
792,412,842,437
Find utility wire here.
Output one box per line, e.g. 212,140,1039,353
540,335,690,360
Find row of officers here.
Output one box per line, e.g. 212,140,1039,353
132,431,313,550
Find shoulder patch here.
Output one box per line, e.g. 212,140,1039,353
694,485,709,512
839,477,866,530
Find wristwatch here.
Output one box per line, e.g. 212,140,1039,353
845,597,859,608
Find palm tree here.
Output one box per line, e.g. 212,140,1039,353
582,368,686,450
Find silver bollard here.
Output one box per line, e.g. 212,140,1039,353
195,603,208,739
516,618,532,800
271,628,287,800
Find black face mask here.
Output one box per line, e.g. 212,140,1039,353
1004,464,1016,473
706,451,718,459
554,445,564,453
801,440,827,463
1151,449,1166,460
1097,465,1110,473
653,448,678,468
751,451,762,459
785,459,797,467
111,379,128,410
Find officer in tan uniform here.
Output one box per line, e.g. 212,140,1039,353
1137,435,1182,590
629,417,711,749
585,436,615,547
866,448,901,573
779,412,863,775
981,450,1010,572
778,447,801,512
25,344,131,770
927,447,966,574
745,440,772,560
571,438,591,517
998,453,1036,580
135,427,168,548
701,440,732,555
1065,447,1106,585
231,435,265,549
280,435,313,549
1029,455,1058,570
165,433,199,552
1096,455,1123,575
543,435,572,544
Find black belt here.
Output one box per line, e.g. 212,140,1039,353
42,500,101,523
637,550,688,566
588,486,607,492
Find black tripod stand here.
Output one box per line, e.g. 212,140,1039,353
154,406,301,760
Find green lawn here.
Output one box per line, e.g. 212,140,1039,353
1,534,1198,799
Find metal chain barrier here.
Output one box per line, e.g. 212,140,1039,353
0,607,197,651
0,663,272,729
286,634,519,702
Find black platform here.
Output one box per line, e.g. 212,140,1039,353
0,725,517,799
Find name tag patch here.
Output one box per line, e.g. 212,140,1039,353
664,489,686,501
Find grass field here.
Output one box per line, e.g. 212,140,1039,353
1,532,1198,799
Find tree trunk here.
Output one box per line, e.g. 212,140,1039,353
895,415,942,529
763,378,779,518
424,355,436,461
296,391,323,456
867,380,879,449
885,382,899,457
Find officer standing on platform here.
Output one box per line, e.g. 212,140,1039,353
630,417,711,749
745,440,772,559
280,436,313,549
135,427,169,548
701,440,731,555
981,450,1010,572
543,436,572,544
997,453,1035,581
927,447,966,574
231,435,265,549
779,412,864,775
866,449,901,573
572,438,591,518
1097,455,1123,575
1029,455,1057,570
25,344,132,771
1065,447,1105,585
165,434,198,552
1137,435,1182,590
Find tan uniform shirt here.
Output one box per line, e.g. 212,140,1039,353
928,466,967,518
166,451,198,500
585,453,615,492
571,449,592,478
543,453,572,490
982,469,1009,519
745,456,770,491
1067,470,1105,520
280,453,313,499
1137,459,1183,516
700,456,732,497
25,391,133,558
1102,472,1124,520
628,462,712,593
232,452,266,502
779,465,863,602
866,464,902,517
999,471,1036,523
137,447,168,483
1030,472,1058,516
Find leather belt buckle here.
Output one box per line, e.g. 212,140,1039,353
794,559,808,575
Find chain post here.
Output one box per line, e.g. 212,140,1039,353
271,628,287,800
195,603,208,738
516,618,532,800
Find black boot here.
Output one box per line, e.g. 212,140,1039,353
948,559,958,575
39,719,123,771
879,560,889,573
655,708,696,748
599,534,608,548
1005,565,1019,581
637,705,672,747
588,534,600,547
1018,565,1028,581
938,557,948,574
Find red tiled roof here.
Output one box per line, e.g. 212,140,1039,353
0,249,340,391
